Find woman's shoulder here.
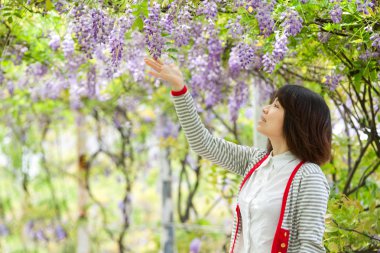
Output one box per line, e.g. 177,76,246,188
297,161,330,192
300,161,324,175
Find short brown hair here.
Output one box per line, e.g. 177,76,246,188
266,84,332,166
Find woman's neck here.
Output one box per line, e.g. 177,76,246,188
270,138,289,156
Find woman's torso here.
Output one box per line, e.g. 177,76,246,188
237,150,301,253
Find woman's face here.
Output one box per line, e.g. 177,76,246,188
257,97,285,138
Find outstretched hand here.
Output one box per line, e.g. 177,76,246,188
144,57,185,91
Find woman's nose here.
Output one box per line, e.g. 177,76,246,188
262,106,268,114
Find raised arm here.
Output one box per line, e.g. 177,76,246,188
171,85,264,176
144,57,265,176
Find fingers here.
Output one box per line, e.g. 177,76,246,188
145,58,162,72
145,57,164,66
148,70,161,79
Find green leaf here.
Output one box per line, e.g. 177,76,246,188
46,0,54,11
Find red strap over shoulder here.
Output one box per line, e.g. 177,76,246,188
239,153,270,192
230,153,270,253
271,160,305,253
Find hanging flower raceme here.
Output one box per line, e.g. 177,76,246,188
370,33,380,51
356,0,374,14
280,8,303,36
226,15,245,39
62,33,75,58
324,74,343,91
228,46,241,79
228,80,249,122
49,33,60,51
262,52,276,73
172,5,193,47
254,0,276,37
196,0,220,20
144,2,165,60
330,4,342,23
272,31,289,61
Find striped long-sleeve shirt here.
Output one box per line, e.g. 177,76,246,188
170,85,330,253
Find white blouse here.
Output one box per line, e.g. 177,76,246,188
237,150,301,253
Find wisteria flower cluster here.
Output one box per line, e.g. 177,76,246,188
228,81,249,122
330,4,342,23
251,0,276,37
261,8,303,73
370,33,380,51
325,74,343,91
280,8,303,36
226,16,245,39
196,0,220,20
144,2,165,60
172,5,193,47
356,0,374,14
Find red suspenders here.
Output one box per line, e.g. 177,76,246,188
230,153,305,253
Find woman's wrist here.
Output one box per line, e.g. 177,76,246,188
171,81,185,91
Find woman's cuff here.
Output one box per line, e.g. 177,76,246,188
171,85,187,96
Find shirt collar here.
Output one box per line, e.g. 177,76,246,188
268,150,299,168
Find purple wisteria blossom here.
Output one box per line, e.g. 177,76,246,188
359,49,380,60
161,13,175,34
55,225,67,241
272,31,289,60
189,238,202,253
246,0,263,10
234,0,245,8
262,52,276,73
108,11,135,69
228,81,249,122
188,22,224,107
226,15,245,39
160,0,179,34
31,62,49,77
54,0,68,13
197,0,220,20
280,8,303,36
49,33,60,51
109,28,124,68
237,42,259,70
87,66,97,98
144,2,165,60
356,0,374,14
325,74,342,91
125,31,147,84
330,4,342,23
228,46,241,79
172,5,192,47
254,1,275,37
370,33,380,50
62,33,75,58
90,9,114,45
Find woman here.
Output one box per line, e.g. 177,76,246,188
144,57,331,253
